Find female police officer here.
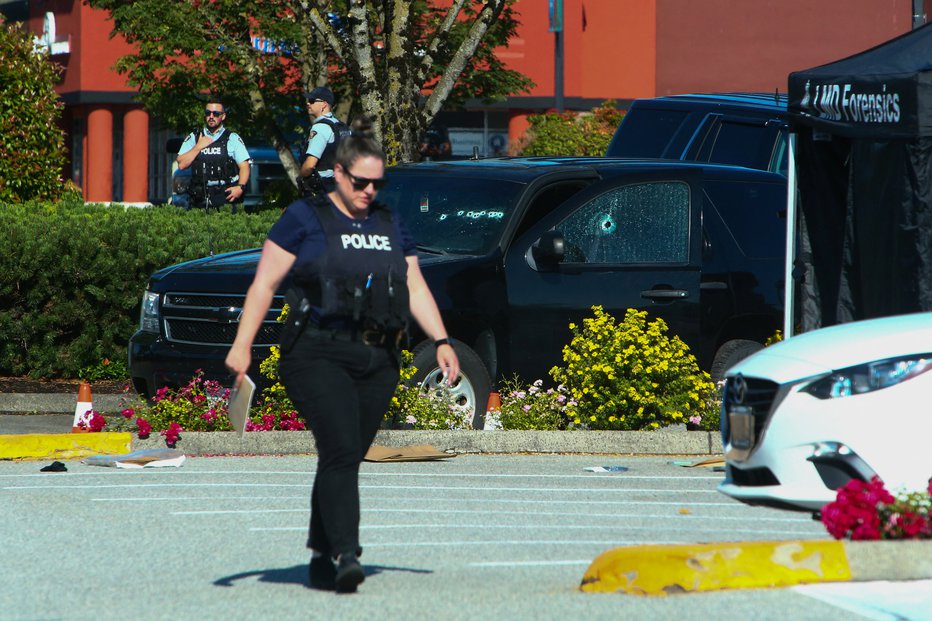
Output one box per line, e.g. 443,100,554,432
225,119,459,593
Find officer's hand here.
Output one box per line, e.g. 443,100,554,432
436,344,460,387
225,346,250,390
225,185,243,201
195,135,214,150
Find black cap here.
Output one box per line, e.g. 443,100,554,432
304,86,335,106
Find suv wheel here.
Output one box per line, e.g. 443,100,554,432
711,339,763,381
407,340,492,429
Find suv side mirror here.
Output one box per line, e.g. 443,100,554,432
166,138,183,154
531,230,565,269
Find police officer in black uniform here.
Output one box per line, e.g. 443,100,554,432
298,86,352,198
225,118,459,594
176,98,251,211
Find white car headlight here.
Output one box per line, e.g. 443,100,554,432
803,354,932,399
139,291,160,333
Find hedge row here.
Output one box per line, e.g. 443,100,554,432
0,199,279,378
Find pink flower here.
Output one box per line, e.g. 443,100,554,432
87,411,107,432
406,415,417,425
689,415,702,426
135,418,152,439
154,386,169,402
121,408,135,419
161,422,183,447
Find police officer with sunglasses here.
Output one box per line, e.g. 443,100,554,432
176,98,252,211
226,118,459,594
299,86,351,198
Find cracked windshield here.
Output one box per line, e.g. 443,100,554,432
378,172,523,255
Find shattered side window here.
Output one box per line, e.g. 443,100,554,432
559,182,690,264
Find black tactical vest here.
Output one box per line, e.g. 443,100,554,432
314,117,352,174
293,199,410,331
188,130,240,201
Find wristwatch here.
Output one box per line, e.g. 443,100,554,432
237,183,246,190
434,338,452,348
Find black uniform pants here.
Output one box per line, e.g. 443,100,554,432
279,332,399,557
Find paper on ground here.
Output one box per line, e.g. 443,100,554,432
83,449,186,468
365,444,453,462
583,465,629,472
227,374,256,438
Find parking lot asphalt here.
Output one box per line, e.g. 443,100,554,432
2,395,930,596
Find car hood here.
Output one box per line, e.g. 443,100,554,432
729,312,932,383
150,247,476,281
151,249,262,280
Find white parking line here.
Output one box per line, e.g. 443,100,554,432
172,507,812,523
5,483,723,493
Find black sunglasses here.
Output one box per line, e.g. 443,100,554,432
204,109,224,117
345,172,387,191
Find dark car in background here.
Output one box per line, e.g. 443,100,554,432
170,143,300,211
606,93,788,175
129,156,787,427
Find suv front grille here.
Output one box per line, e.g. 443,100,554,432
162,291,285,346
165,293,248,309
165,318,282,346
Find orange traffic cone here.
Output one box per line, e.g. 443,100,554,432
72,381,94,432
484,391,502,431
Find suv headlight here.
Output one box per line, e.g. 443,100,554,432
803,354,932,399
140,291,160,333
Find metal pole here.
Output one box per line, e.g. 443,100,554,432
914,0,926,29
783,132,798,338
554,30,564,112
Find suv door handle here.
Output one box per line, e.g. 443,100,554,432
641,289,689,300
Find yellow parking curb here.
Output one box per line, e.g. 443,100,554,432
0,433,133,461
579,541,852,595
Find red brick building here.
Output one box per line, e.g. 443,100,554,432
0,0,924,203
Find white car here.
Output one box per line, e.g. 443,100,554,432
718,312,932,514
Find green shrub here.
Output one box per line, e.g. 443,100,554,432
0,19,67,202
516,101,624,157
550,306,719,431
0,203,277,378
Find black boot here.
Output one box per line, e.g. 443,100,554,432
308,555,336,590
334,552,365,593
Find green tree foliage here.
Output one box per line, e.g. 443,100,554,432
516,101,625,157
86,0,534,169
0,18,66,202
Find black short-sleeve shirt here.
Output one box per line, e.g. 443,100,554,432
268,197,416,267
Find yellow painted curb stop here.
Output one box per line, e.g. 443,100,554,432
0,433,133,461
580,540,852,595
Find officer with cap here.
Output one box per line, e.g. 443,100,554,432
299,86,352,197
176,98,251,211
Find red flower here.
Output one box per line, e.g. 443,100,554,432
135,418,152,439
87,411,107,432
161,422,183,447
120,408,135,419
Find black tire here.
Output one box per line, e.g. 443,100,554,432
711,339,763,381
408,340,492,429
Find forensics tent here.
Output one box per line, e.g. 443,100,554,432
786,23,932,334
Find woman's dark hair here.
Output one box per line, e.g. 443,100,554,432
335,117,385,169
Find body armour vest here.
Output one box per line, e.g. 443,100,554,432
312,118,353,174
292,199,410,331
189,130,240,197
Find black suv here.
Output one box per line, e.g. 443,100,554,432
606,93,788,175
129,157,786,426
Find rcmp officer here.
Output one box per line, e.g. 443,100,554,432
226,118,459,594
176,98,252,211
299,86,352,197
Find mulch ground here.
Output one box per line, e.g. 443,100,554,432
0,377,128,394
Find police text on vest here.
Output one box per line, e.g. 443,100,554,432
341,233,392,251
